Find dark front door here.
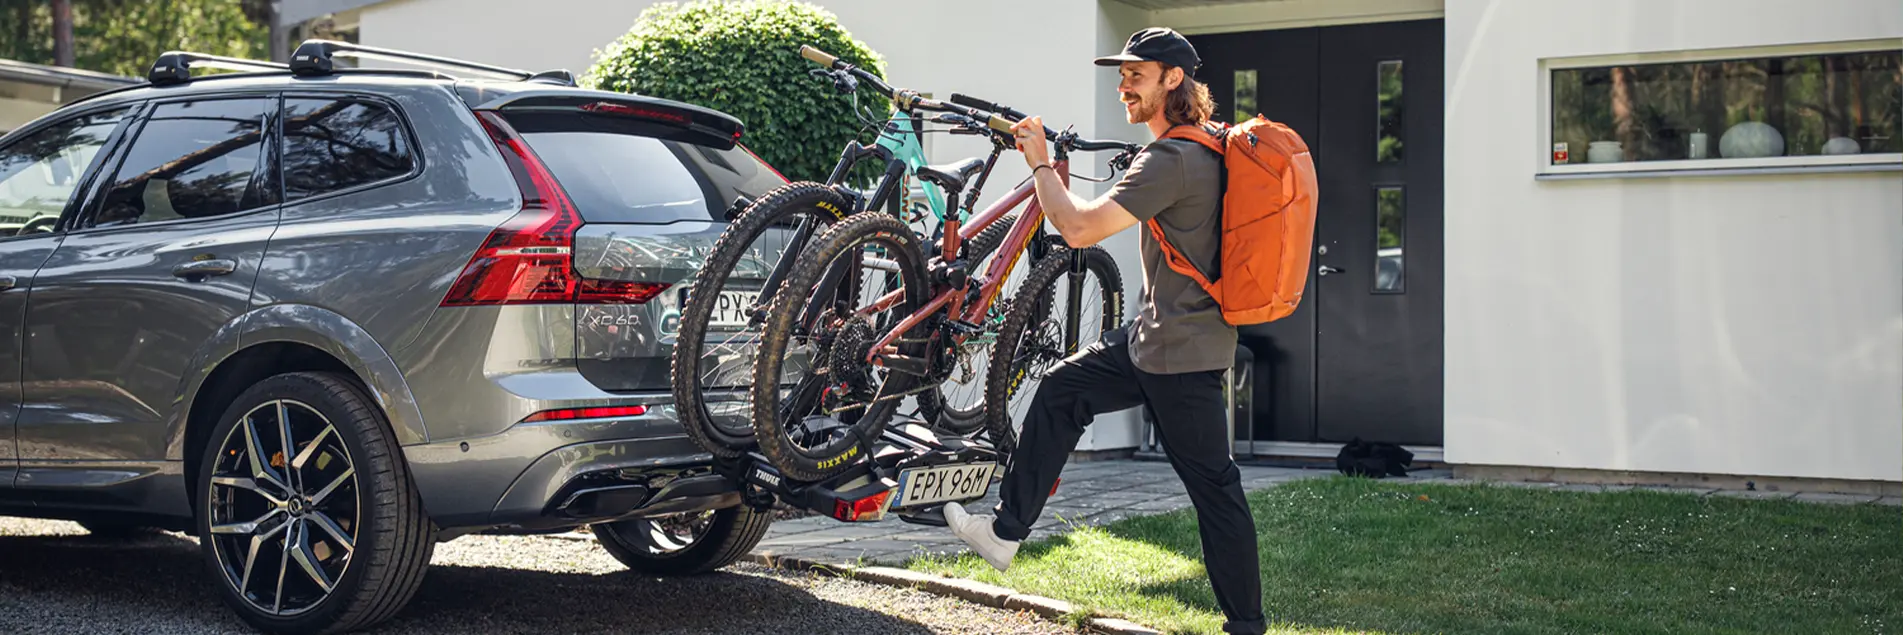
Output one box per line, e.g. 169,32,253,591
1192,18,1445,447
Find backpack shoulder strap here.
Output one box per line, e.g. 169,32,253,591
1161,123,1224,156
1145,123,1224,292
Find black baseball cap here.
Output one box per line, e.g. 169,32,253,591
1094,27,1200,72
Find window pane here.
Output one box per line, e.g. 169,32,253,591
1375,187,1403,293
1233,69,1258,124
0,107,131,235
1550,48,1902,164
520,131,781,223
283,98,416,201
94,98,267,226
1378,61,1404,163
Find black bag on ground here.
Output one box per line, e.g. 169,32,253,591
1335,438,1414,478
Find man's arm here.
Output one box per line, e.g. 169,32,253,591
1031,167,1140,249
1009,115,1183,247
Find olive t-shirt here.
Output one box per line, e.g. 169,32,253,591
1105,137,1236,375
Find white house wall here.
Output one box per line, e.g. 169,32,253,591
357,0,1156,450
1151,0,1443,34
1444,0,1903,483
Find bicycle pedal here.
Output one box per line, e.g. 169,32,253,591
875,354,931,376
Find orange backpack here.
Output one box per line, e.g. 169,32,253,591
1146,116,1319,325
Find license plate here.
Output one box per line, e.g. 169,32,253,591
708,290,758,329
892,462,996,508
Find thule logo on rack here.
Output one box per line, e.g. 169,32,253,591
753,470,782,488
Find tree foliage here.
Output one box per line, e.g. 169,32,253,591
0,0,269,78
582,0,887,184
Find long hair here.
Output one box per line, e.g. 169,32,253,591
1164,68,1216,127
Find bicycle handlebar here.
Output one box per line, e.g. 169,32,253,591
951,92,1136,155
802,45,1136,157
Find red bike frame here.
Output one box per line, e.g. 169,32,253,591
858,158,1070,361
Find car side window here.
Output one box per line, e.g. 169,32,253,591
90,97,271,228
0,106,133,238
282,97,415,202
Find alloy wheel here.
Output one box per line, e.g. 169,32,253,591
206,399,359,616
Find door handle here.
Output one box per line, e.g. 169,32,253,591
0,275,15,290
172,258,237,280
1318,265,1345,276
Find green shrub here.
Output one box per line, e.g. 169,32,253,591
583,0,887,184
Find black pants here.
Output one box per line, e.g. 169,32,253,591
992,328,1266,635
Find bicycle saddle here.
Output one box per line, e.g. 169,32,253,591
916,157,986,195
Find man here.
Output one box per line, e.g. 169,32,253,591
942,27,1267,635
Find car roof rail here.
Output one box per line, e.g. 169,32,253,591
290,39,575,86
148,51,291,86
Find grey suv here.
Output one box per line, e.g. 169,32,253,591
0,43,785,634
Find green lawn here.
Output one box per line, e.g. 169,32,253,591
907,477,1902,635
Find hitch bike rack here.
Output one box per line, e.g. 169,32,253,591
715,420,1002,527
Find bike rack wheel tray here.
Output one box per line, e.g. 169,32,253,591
718,420,1001,527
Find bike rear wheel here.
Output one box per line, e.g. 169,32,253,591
983,245,1124,456
750,213,933,482
670,182,850,459
915,211,1030,435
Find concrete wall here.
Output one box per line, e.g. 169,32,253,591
1442,0,1903,483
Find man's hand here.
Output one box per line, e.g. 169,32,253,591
1011,116,1051,169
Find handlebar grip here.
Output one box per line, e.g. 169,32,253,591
800,45,839,67
950,93,1001,115
987,114,1016,135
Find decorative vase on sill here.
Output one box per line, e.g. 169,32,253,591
1823,136,1861,155
1587,140,1624,163
1719,121,1784,158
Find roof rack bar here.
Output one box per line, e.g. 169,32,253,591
148,51,290,86
291,39,531,80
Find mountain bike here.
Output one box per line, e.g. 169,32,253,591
669,46,1036,460
746,83,1136,482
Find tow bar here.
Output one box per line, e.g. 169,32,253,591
717,420,1001,526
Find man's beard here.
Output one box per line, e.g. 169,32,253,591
1125,88,1164,123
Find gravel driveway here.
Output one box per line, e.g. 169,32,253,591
0,516,1075,635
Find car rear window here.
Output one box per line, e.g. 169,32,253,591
520,131,783,224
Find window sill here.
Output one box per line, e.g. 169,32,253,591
1536,153,1903,180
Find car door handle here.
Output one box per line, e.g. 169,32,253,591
172,258,237,280
0,275,15,290
1318,265,1345,276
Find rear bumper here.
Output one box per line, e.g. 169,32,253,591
402,400,741,533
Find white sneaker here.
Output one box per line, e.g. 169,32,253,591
944,502,1019,572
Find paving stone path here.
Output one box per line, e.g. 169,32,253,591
753,459,1394,566
750,458,1898,568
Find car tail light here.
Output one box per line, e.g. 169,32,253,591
522,405,649,423
831,488,893,523
441,111,670,306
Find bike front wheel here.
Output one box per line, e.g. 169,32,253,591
750,212,934,482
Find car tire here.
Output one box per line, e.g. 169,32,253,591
592,505,772,576
194,372,435,635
